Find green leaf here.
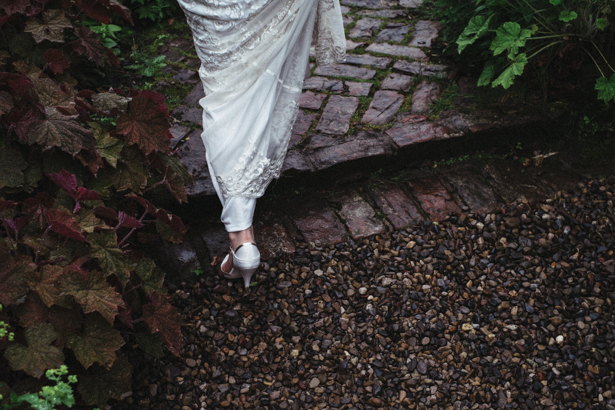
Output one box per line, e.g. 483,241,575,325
66,314,125,369
596,18,608,31
25,265,69,308
595,74,615,103
0,147,27,189
549,0,561,4
59,270,125,324
457,15,493,54
74,208,109,233
135,258,166,294
135,331,164,358
88,231,135,285
490,22,533,59
4,323,65,378
78,353,132,408
478,62,497,87
492,53,528,89
92,123,125,168
113,145,149,192
559,10,578,22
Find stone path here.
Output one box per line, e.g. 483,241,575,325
164,0,547,199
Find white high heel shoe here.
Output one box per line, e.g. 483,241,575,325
220,243,260,289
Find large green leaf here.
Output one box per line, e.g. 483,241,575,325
596,74,615,103
457,15,493,54
59,269,124,324
66,314,125,369
478,61,497,87
0,147,27,189
88,230,135,284
4,323,64,378
78,353,132,408
92,124,124,168
74,208,109,233
490,22,534,59
492,53,528,89
559,10,577,22
135,258,166,294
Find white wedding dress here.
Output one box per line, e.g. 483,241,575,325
177,0,346,231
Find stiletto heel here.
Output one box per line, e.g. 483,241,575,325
221,243,260,289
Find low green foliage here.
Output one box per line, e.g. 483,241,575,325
437,0,615,102
123,0,180,24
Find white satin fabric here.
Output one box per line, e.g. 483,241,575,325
177,0,345,231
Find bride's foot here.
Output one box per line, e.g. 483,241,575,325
220,226,260,288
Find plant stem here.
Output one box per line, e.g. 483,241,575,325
35,226,52,264
118,209,148,248
591,40,615,73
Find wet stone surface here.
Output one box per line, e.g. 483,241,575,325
315,95,359,135
366,43,427,59
361,90,405,126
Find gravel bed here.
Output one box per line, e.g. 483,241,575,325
118,176,615,410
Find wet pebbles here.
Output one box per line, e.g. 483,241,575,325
119,177,615,409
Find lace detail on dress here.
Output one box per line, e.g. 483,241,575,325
313,0,346,65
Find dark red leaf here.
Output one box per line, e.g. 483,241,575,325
138,90,169,117
109,0,132,24
0,198,17,215
0,0,40,16
77,150,104,177
47,169,100,211
74,0,113,24
45,209,88,243
116,305,134,329
77,90,96,100
44,49,70,74
127,194,186,234
7,105,45,140
143,292,181,356
115,94,171,155
117,211,143,229
17,293,50,327
0,246,35,306
0,90,13,115
93,205,118,224
23,192,53,229
71,27,106,67
3,216,29,235
26,107,95,155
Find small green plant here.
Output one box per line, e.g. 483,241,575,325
191,267,204,277
85,22,123,55
127,50,167,78
0,305,14,342
0,366,96,410
124,0,179,23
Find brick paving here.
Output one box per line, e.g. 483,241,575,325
156,0,580,270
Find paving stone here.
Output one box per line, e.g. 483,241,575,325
342,15,354,27
288,199,347,246
170,124,190,149
411,81,442,114
375,25,410,43
480,163,540,203
439,166,502,214
394,60,448,77
361,90,404,125
162,49,185,63
340,5,350,13
282,150,313,174
303,77,372,96
400,0,422,7
327,190,385,239
342,0,397,9
381,73,414,92
173,105,203,126
184,82,205,107
315,96,359,135
299,91,327,110
434,110,472,133
409,177,461,222
313,64,376,80
349,18,382,39
304,131,395,170
178,129,216,197
292,110,317,137
346,39,365,50
185,58,200,68
386,114,453,148
409,20,441,48
254,211,296,259
173,68,199,84
366,43,427,60
164,38,195,52
344,54,391,69
367,184,423,229
358,10,407,18
199,223,228,259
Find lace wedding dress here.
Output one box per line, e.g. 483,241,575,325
177,0,346,208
